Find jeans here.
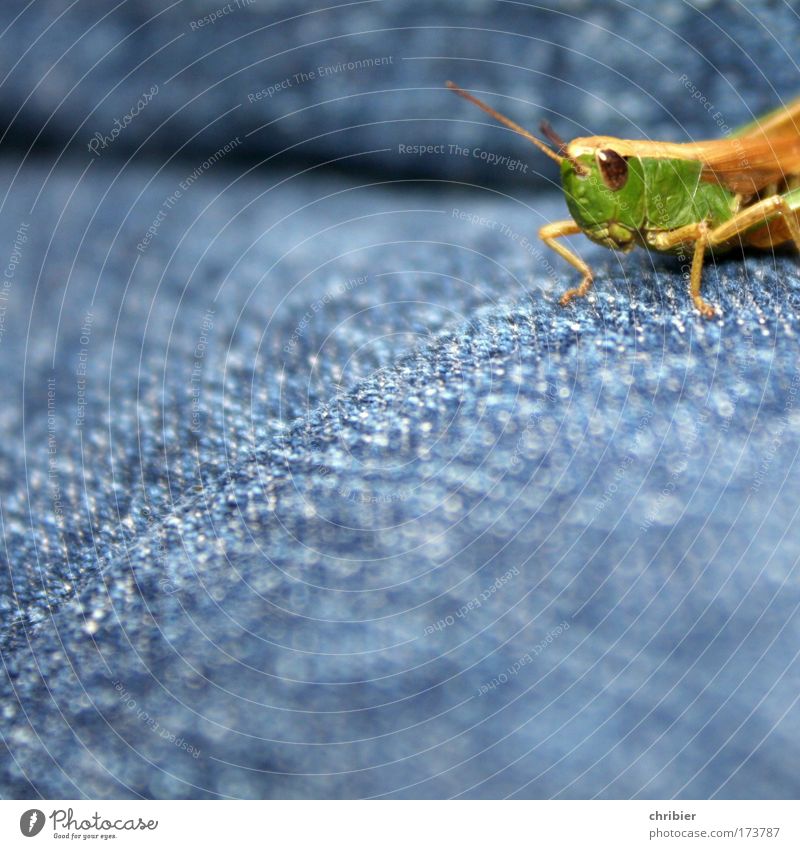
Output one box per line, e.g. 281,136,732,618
1,0,799,798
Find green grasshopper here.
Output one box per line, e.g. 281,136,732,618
447,81,800,317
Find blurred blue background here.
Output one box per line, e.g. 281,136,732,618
1,0,799,799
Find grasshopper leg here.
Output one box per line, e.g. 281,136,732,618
698,195,800,317
705,193,800,252
650,221,716,317
538,220,594,305
657,195,800,318
689,230,716,319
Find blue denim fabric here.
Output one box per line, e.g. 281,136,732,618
1,1,800,799
2,1,799,186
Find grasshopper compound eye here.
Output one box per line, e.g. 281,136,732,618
596,149,629,190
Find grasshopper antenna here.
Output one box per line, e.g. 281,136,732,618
446,81,586,175
539,121,569,156
540,120,588,176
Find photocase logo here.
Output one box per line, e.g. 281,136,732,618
19,809,45,837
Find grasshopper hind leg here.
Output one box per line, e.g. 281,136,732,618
538,220,595,305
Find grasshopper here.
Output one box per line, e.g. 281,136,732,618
447,81,800,317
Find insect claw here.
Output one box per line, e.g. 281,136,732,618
559,275,594,306
692,297,718,318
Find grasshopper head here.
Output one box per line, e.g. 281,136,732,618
443,84,645,250
559,137,645,250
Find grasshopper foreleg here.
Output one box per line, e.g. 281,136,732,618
538,220,594,305
543,194,800,318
